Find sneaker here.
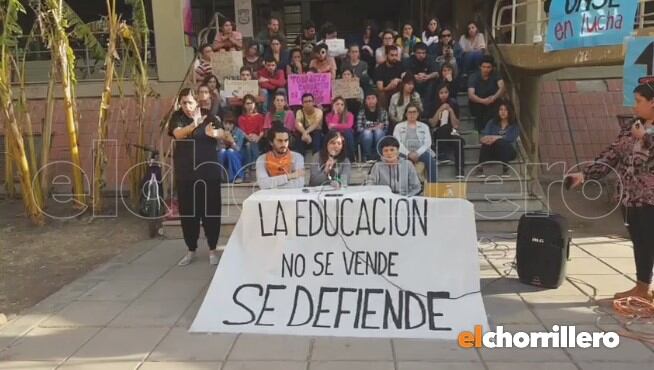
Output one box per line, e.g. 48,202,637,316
455,175,465,180
366,159,376,164
234,178,243,184
501,167,511,178
476,169,486,178
209,251,219,265
178,251,196,266
438,159,453,165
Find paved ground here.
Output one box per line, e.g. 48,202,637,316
0,235,653,370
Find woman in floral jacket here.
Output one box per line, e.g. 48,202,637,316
569,83,654,301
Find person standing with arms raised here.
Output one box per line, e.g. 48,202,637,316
168,88,226,266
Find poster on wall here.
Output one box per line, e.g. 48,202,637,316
234,0,254,38
624,36,654,107
544,0,638,52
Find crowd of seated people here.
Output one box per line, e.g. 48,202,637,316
189,16,517,192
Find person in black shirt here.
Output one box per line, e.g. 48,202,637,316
168,88,226,266
375,45,405,110
404,42,439,115
468,55,505,132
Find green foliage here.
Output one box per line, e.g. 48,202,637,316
0,0,26,49
62,1,106,60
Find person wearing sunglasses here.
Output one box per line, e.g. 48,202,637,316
309,43,337,80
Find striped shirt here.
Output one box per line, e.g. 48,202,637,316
194,59,213,81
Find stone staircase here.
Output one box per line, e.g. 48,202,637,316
163,93,544,237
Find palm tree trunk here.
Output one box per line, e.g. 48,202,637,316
48,0,86,207
40,60,57,200
92,0,119,213
2,99,44,224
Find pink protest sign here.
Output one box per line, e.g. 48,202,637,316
288,73,332,106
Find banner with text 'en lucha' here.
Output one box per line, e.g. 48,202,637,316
545,0,638,52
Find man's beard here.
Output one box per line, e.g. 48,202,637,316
274,146,288,155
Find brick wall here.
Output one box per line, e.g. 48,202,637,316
538,79,632,174
2,95,172,193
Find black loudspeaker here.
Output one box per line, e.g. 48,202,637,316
516,212,570,289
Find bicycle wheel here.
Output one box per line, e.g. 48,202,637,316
146,182,162,238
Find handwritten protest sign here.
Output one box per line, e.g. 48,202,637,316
211,50,243,82
333,79,361,100
545,0,638,52
325,38,347,57
191,186,488,338
288,73,332,106
224,79,260,98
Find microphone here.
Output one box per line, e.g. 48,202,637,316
327,154,337,181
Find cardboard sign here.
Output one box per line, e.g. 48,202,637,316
325,38,347,57
332,79,362,100
224,79,260,98
191,186,488,338
211,50,243,82
288,73,332,106
545,0,638,52
624,36,654,107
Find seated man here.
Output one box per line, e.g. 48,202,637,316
256,124,305,189
258,57,287,113
366,136,421,196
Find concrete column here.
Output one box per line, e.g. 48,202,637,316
516,0,543,44
513,71,542,165
152,1,196,82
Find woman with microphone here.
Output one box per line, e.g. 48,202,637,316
168,88,226,266
309,130,352,187
568,84,654,301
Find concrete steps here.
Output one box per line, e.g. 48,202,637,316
162,92,543,237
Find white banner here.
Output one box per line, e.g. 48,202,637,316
191,186,488,339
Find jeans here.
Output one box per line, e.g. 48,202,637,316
623,205,654,284
461,50,484,75
242,141,260,167
341,129,356,162
403,152,438,182
418,151,438,182
218,148,244,182
359,128,386,161
294,131,323,155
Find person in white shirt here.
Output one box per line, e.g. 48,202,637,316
393,102,438,182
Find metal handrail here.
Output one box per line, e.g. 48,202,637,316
492,0,654,45
197,12,229,47
13,30,157,82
